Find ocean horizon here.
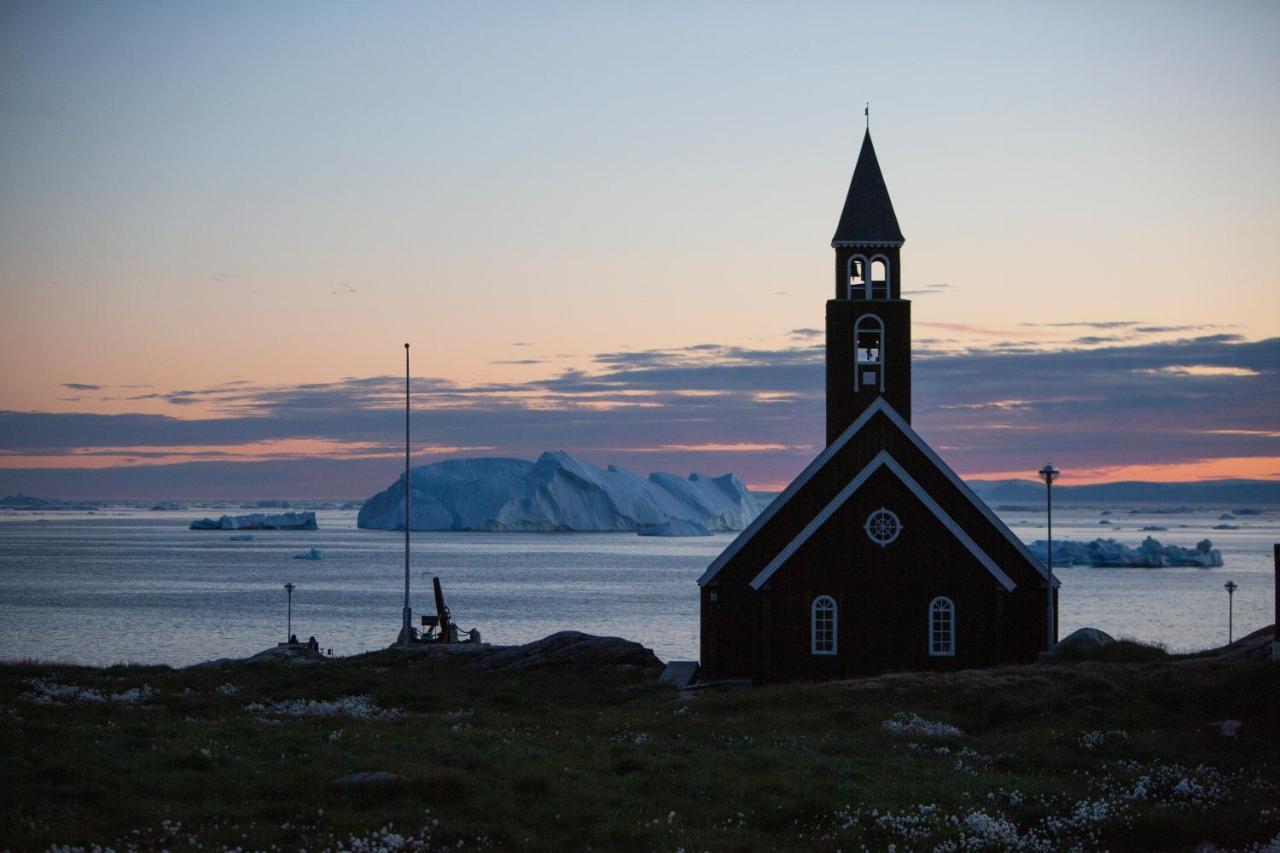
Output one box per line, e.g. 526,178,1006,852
1,501,1274,668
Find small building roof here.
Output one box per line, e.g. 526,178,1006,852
831,130,904,247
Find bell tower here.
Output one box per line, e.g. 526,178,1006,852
826,129,911,444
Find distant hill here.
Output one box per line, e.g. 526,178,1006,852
965,478,1280,505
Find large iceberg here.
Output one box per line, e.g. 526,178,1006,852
189,511,318,531
357,451,761,532
1029,536,1222,568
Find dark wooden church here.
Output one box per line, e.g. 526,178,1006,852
698,130,1057,682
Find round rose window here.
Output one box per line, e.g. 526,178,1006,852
864,508,902,546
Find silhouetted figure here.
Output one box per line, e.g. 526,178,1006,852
307,636,319,653
289,633,298,645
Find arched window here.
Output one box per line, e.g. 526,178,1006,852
870,256,890,300
847,255,868,299
929,597,955,657
811,595,837,655
854,314,884,392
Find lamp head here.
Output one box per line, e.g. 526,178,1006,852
284,582,295,592
1038,463,1060,485
1224,580,1237,593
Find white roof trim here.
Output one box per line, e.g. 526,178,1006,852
698,397,1056,588
697,399,892,587
872,402,1057,588
749,451,1017,592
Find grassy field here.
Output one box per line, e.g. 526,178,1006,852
2,649,1279,852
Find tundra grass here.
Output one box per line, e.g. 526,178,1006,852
1,654,1278,851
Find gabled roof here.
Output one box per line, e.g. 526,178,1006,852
831,130,904,247
749,450,1016,592
698,398,1056,588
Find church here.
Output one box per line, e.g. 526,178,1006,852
698,130,1058,683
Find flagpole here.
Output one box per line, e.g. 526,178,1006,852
401,342,412,646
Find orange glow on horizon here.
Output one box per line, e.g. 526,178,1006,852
962,455,1280,486
0,439,494,469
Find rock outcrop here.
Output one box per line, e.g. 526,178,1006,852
469,631,663,672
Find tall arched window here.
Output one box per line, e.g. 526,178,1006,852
854,314,884,392
870,256,890,300
929,597,955,657
847,255,868,299
811,595,837,655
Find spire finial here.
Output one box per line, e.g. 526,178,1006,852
865,102,869,131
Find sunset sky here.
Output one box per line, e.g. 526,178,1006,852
2,1,1277,497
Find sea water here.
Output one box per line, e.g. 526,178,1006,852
0,505,1274,667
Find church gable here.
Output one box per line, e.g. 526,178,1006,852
700,399,1051,592
749,450,1016,592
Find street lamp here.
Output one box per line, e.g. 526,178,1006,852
283,582,296,643
1224,580,1238,644
1038,463,1060,652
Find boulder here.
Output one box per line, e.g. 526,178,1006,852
470,631,663,672
246,645,326,665
1055,627,1117,657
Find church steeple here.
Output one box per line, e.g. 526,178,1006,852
832,130,904,247
826,129,911,443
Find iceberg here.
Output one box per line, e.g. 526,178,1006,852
292,548,323,560
1029,536,1223,568
357,451,761,533
189,511,318,531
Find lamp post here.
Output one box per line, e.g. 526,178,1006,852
283,582,295,643
1038,463,1060,652
1224,580,1237,644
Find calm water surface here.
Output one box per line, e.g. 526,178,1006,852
0,505,1275,666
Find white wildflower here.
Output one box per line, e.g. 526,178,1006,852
881,712,961,738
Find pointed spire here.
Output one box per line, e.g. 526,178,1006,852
831,129,904,247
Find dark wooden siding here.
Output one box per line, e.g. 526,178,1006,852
756,467,1012,681
700,407,1051,681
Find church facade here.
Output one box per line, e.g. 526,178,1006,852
698,131,1057,683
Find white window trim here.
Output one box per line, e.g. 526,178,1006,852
869,254,891,300
811,595,837,656
929,596,956,657
864,507,902,546
846,254,869,300
854,313,885,393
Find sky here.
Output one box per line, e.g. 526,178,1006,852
1,1,1278,497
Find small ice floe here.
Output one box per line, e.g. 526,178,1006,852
1030,536,1222,568
243,694,401,719
229,534,255,541
292,547,322,560
881,712,962,738
190,511,318,530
